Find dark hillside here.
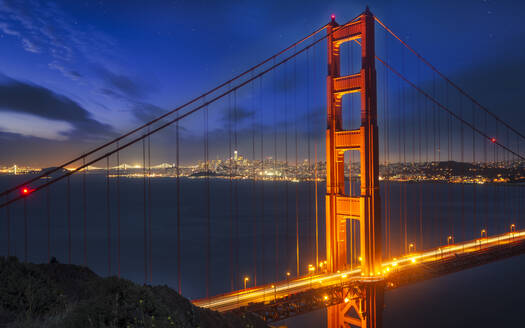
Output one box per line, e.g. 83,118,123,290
0,257,269,328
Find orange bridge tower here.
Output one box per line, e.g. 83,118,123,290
325,7,383,328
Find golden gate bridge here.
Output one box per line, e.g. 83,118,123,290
2,7,525,328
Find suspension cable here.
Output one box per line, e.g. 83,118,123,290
375,56,525,161
0,24,331,199
375,16,525,144
0,15,362,209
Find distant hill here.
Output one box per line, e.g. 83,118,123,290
189,171,220,177
0,257,269,328
40,167,70,178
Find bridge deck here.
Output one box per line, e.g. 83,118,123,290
193,230,525,321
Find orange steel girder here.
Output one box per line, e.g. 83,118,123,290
325,8,383,328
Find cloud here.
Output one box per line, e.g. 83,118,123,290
94,65,145,98
0,21,19,36
0,0,117,81
48,61,81,80
132,102,168,123
0,76,114,140
219,106,256,125
0,111,73,140
21,38,39,53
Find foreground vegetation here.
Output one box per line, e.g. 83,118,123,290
0,257,268,328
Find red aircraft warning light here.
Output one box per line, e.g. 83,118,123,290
330,14,336,22
491,137,496,143
21,187,32,196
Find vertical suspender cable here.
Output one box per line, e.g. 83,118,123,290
228,90,234,291
472,103,476,241
437,81,442,244
294,49,300,277
503,129,512,230
308,45,313,262
234,90,239,290
47,183,51,262
460,97,465,242
446,86,452,238
106,156,111,275
83,157,87,266
403,54,407,254
67,175,71,264
418,62,423,250
494,123,498,233
176,115,181,293
142,138,147,284
260,78,266,283
517,135,521,230
384,43,392,259
24,197,27,262
432,72,437,247
5,194,9,257
205,99,210,297
285,61,290,275
484,112,488,232
251,73,257,286
425,92,429,249
148,132,152,283
349,43,354,265
411,80,415,249
385,37,391,257
116,142,121,277
398,71,403,255
273,58,279,282
314,144,319,271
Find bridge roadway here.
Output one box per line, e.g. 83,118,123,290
193,229,525,313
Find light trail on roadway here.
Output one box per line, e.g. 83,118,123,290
193,229,525,312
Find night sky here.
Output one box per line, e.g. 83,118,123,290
0,0,524,167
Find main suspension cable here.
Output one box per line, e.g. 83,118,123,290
0,23,331,199
0,14,362,209
375,56,525,161
375,16,525,144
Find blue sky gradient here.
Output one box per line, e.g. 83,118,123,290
0,0,524,166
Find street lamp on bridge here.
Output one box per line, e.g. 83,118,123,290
479,229,488,250
481,229,487,238
308,264,315,274
243,276,249,289
408,242,415,253
447,235,454,245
